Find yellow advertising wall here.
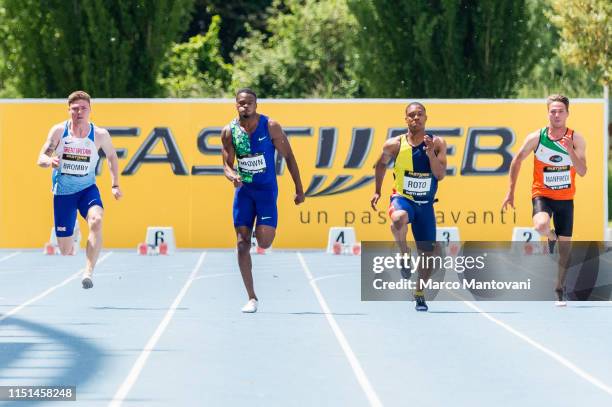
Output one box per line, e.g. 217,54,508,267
0,99,605,248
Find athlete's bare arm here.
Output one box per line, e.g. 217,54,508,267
97,128,122,200
566,131,587,176
37,124,62,168
221,125,242,187
371,137,401,210
502,131,540,210
269,119,305,204
425,136,448,180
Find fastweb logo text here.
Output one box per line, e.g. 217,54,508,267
95,126,516,197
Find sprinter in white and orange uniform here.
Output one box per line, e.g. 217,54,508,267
502,95,587,306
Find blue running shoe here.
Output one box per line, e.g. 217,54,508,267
415,295,428,312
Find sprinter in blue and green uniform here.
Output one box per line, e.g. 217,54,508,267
221,88,305,313
371,102,447,311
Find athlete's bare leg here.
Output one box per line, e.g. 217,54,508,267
57,236,75,255
556,236,572,291
533,211,571,303
416,248,436,292
390,210,410,256
81,206,103,289
85,206,104,274
533,212,556,241
236,226,257,300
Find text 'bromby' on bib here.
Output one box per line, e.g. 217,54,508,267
237,154,266,174
60,146,93,176
403,171,432,198
543,166,571,190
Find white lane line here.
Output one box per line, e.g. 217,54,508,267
0,252,113,322
0,252,21,264
462,300,612,396
311,273,353,283
193,272,234,280
297,252,383,407
109,252,207,407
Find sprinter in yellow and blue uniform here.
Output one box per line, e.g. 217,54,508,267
371,102,447,311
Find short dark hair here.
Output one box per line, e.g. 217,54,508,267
406,102,426,114
68,90,91,105
547,94,569,111
236,88,257,101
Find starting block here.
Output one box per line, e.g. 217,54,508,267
44,223,81,255
436,227,460,256
331,241,361,256
327,227,360,255
138,226,175,255
512,227,544,255
137,242,169,256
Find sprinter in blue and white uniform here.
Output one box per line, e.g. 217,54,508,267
37,91,122,289
221,88,305,313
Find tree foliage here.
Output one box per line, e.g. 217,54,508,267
158,15,232,97
0,3,19,97
231,0,360,98
2,0,194,97
546,0,610,86
515,0,602,98
182,0,273,61
348,0,540,98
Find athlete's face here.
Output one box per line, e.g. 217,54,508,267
405,105,427,133
236,93,257,120
68,99,90,123
548,101,568,129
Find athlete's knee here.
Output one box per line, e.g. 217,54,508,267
88,214,103,232
236,232,251,253
391,215,407,230
237,240,251,255
257,238,273,249
390,208,408,221
57,241,74,256
533,219,550,234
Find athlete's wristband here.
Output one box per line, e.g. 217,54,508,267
112,185,119,188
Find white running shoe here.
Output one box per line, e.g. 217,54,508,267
82,270,93,289
554,288,566,307
241,299,258,313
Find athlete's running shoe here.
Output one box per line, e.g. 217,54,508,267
415,295,428,312
82,270,93,289
241,298,258,313
554,288,566,307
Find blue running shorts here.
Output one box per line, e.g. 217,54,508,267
233,185,278,229
53,184,103,237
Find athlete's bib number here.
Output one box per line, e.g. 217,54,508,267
238,154,266,174
60,153,91,176
403,171,432,197
543,166,571,190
